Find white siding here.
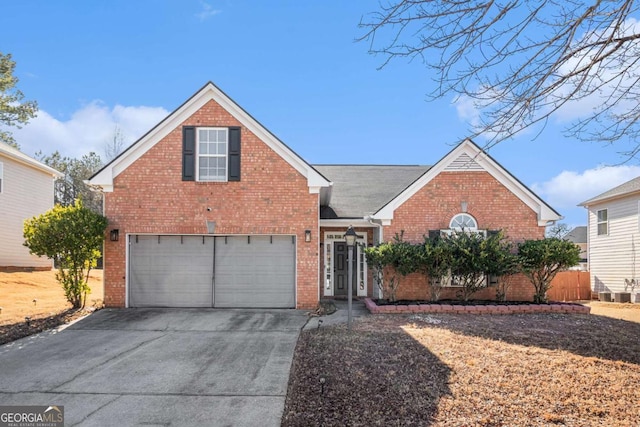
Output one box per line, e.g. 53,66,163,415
588,196,640,300
0,155,56,268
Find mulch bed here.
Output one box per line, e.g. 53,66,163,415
0,308,95,346
282,312,640,426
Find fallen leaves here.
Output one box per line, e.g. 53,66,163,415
283,313,640,426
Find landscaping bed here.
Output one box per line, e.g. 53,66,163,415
366,297,590,314
283,312,640,426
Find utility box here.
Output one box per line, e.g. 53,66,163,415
613,292,631,303
598,292,612,302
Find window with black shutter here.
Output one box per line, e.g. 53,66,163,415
182,126,241,182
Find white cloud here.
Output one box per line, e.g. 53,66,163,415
195,1,221,21
532,165,640,210
11,101,169,159
454,95,481,128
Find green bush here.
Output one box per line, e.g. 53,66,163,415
23,199,108,308
518,238,581,303
416,235,452,301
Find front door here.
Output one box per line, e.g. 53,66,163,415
334,242,357,296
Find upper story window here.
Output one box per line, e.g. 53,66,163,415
449,213,478,232
597,209,608,235
198,128,228,181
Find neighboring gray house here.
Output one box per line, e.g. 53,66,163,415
0,142,62,270
580,177,640,302
565,226,588,271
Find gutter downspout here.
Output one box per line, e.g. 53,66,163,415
366,215,384,299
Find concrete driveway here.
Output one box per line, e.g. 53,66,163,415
0,308,308,426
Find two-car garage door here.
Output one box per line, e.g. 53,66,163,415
128,235,295,308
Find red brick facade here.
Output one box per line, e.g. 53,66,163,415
97,85,555,309
381,171,545,302
103,99,320,309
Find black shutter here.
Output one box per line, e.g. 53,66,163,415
228,127,241,181
182,126,195,181
428,230,440,240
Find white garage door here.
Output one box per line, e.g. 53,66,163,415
128,234,295,308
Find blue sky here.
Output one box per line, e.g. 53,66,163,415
3,1,640,228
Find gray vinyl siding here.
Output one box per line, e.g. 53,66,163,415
588,196,640,300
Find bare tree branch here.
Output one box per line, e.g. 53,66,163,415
358,1,640,159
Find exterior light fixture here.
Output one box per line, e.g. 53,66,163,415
343,225,357,330
344,225,357,248
305,229,312,242
110,229,119,242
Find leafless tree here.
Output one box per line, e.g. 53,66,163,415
358,1,640,159
104,125,126,162
546,222,571,239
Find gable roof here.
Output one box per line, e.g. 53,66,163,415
565,226,587,244
579,176,640,206
314,165,431,218
372,139,562,226
0,141,62,177
88,82,330,192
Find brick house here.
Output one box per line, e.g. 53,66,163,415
89,82,561,309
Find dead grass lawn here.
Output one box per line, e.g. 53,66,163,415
584,300,640,323
0,270,103,344
283,312,640,426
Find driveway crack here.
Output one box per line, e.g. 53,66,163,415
51,333,166,391
68,394,122,427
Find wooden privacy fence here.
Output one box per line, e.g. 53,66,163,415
547,271,591,301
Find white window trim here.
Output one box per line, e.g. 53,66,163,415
449,213,478,232
196,127,228,182
596,208,608,236
0,161,3,194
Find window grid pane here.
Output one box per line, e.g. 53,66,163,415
197,128,228,181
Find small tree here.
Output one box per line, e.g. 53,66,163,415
484,231,520,302
518,238,581,303
364,242,393,300
364,234,419,303
23,199,108,308
416,235,452,302
386,234,419,302
448,231,513,302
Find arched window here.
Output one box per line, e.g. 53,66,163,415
449,213,478,231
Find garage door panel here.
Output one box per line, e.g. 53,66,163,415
215,236,295,308
129,235,214,307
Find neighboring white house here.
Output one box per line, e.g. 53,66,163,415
580,177,640,302
0,142,62,270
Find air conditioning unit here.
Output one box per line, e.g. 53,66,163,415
613,292,631,303
598,292,611,302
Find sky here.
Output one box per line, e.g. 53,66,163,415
3,0,640,229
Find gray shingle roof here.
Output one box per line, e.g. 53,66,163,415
314,165,431,218
580,176,640,206
565,226,587,244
